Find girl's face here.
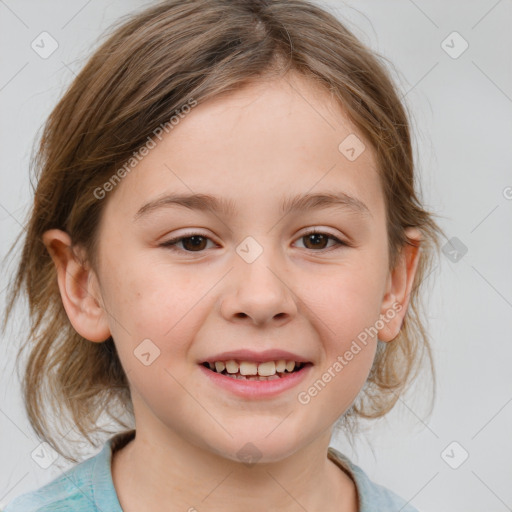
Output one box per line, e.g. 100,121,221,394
84,72,415,462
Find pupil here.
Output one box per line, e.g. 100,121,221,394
184,236,206,251
305,233,327,249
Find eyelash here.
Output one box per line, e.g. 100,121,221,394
160,229,348,254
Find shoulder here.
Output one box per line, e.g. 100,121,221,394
3,433,129,512
328,447,420,512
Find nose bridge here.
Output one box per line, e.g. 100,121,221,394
220,234,297,325
237,233,289,298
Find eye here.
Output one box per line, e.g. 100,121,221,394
160,233,216,252
293,229,347,251
160,229,347,253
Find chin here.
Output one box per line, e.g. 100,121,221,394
206,435,303,466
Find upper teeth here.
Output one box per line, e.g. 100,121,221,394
209,360,300,376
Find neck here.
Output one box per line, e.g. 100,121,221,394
111,426,358,512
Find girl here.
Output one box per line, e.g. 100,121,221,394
2,0,444,510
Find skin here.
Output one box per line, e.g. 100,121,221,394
42,70,421,512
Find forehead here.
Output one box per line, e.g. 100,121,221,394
101,71,385,225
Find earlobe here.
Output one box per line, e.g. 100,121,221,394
42,229,111,343
377,227,422,342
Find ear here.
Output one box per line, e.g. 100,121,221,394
377,227,422,342
42,229,111,342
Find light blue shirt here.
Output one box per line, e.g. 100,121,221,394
4,430,419,511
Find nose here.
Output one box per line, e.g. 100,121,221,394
220,253,298,328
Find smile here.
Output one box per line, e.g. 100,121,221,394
201,359,309,380
198,360,313,399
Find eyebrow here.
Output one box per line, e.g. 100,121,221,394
133,191,372,222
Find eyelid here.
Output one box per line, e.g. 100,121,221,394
296,228,348,251
159,230,217,250
300,227,346,241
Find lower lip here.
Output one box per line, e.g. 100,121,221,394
198,363,313,399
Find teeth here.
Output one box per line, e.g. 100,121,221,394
275,359,287,372
239,361,258,375
206,359,302,376
257,361,276,377
233,374,281,381
225,360,239,374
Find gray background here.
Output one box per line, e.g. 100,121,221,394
1,1,511,510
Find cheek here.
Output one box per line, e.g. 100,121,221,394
300,264,383,385
107,265,208,365
300,278,379,419
306,262,385,333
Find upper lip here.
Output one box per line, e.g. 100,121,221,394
201,349,312,364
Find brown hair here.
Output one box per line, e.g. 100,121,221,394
2,0,445,462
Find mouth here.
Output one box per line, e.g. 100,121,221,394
198,358,314,399
200,360,313,381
